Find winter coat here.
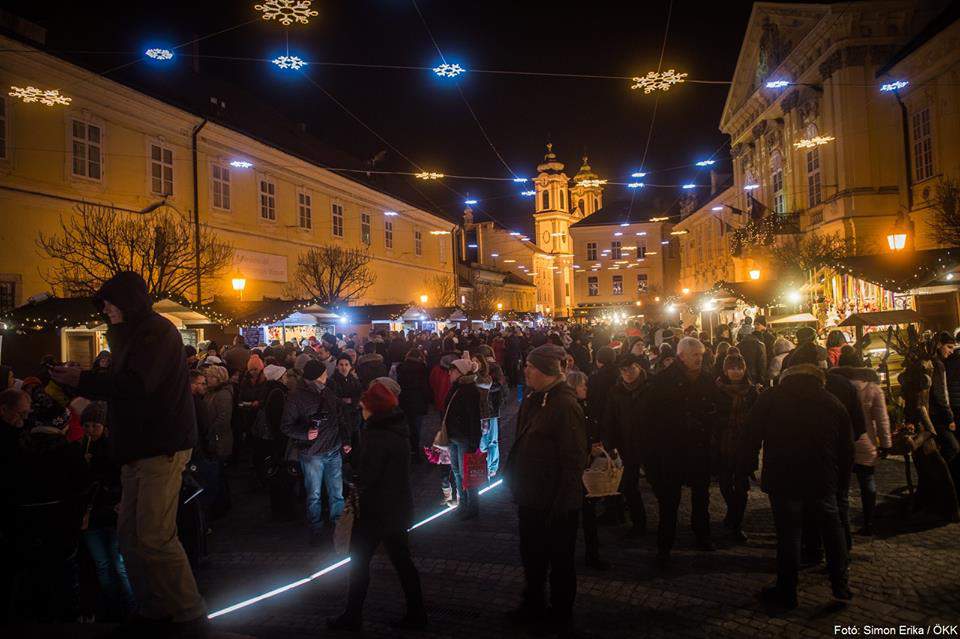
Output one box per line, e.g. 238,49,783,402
930,357,955,427
223,345,251,375
396,360,432,417
767,337,795,382
429,363,453,412
826,372,868,441
77,272,196,465
586,364,620,431
442,376,483,447
569,342,592,375
601,377,647,465
204,383,235,460
831,366,892,467
356,353,388,390
280,379,346,458
756,329,776,367
387,338,410,368
505,380,587,514
946,350,960,411
191,394,216,459
354,408,414,532
740,364,854,499
737,332,768,384
249,379,288,441
81,434,122,529
714,378,760,472
327,370,363,425
641,361,721,485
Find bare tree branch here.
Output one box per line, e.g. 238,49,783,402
926,179,960,247
427,273,457,307
770,232,853,278
289,245,376,306
462,272,498,317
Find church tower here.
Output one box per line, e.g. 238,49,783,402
569,155,604,219
532,143,575,318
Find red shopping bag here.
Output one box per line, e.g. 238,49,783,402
462,450,488,489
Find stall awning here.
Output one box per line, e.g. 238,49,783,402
204,298,337,326
834,248,960,293
335,304,412,324
838,309,922,327
424,307,468,322
769,313,818,325
1,294,217,333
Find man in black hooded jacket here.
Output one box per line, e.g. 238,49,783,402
52,271,205,633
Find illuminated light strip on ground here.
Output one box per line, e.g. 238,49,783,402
206,479,504,619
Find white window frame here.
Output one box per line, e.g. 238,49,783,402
912,106,934,182
414,229,423,256
611,241,622,260
384,219,394,249
612,275,623,296
259,177,277,221
149,142,174,197
298,190,312,229
771,151,785,215
70,117,103,181
211,162,231,211
586,242,597,261
360,212,371,245
331,202,344,238
439,235,446,262
587,276,599,297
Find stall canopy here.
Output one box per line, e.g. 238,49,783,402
834,248,960,293
768,312,818,325
336,303,413,324
204,298,338,326
838,309,922,327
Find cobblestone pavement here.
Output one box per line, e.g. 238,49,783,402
200,392,960,638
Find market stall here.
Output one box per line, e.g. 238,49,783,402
204,298,340,346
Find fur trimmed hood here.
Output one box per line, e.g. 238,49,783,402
780,363,826,385
830,366,880,384
357,352,384,365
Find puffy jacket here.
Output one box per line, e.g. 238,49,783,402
442,376,482,446
740,364,854,499
601,377,646,464
831,366,891,466
77,272,196,465
505,380,587,514
736,332,768,384
280,379,346,458
204,384,234,460
354,408,413,532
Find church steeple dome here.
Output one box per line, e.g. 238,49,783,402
573,155,599,183
569,153,603,218
536,142,565,175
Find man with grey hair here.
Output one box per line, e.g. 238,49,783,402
642,336,721,570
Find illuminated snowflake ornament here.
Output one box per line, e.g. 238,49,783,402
793,135,835,150
9,85,71,106
415,172,444,180
272,55,307,70
255,0,318,26
145,48,174,60
577,179,607,188
433,63,465,78
630,69,688,94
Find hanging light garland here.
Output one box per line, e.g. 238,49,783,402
415,171,444,180
145,48,174,61
630,69,687,93
793,135,835,149
577,179,607,188
255,0,318,26
272,55,307,70
432,63,465,78
9,85,71,106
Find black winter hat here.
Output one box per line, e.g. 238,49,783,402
616,353,643,369
95,271,152,320
303,360,325,381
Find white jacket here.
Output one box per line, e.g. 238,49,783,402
834,367,892,466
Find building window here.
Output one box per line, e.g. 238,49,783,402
912,106,934,181
612,275,623,295
0,98,6,160
415,229,423,256
588,276,599,296
150,144,173,196
298,191,312,229
0,280,15,312
541,190,550,210
586,242,597,261
361,212,371,245
578,198,585,213
384,219,394,249
559,189,566,211
331,203,344,237
71,119,102,180
594,195,600,210
637,273,647,292
439,236,446,262
259,178,276,220
771,150,785,215
806,148,822,206
211,163,231,210
611,241,622,260
637,241,646,259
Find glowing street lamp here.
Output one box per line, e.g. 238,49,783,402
497,302,503,311
749,269,761,280
887,215,909,252
786,290,802,304
231,277,246,300
420,294,428,304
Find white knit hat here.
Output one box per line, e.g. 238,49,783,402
450,351,479,375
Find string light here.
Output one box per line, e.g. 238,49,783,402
743,183,760,190
509,232,522,236
429,230,451,235
577,179,607,188
255,0,318,26
765,79,790,88
230,160,253,168
512,177,528,183
433,63,465,78
711,206,724,211
793,135,835,149
682,183,696,189
9,85,71,106
627,182,644,189
620,223,630,227
272,55,307,70
631,171,647,178
630,69,687,93
695,159,715,166
415,172,444,180
145,48,174,61
384,211,399,216
464,199,478,205
880,80,909,92
521,190,536,196
649,216,669,222
670,229,689,235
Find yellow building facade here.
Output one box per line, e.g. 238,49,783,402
0,36,455,312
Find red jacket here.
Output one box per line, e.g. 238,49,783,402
429,364,452,413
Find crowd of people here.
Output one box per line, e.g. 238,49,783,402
2,270,959,636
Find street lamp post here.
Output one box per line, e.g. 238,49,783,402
232,277,246,301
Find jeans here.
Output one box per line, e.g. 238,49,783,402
652,475,710,553
518,507,579,619
83,527,135,621
717,469,749,530
770,493,848,595
479,417,500,477
344,522,424,620
853,464,877,530
449,439,479,515
620,463,647,531
119,450,205,622
301,448,345,532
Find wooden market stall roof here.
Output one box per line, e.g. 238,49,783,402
838,309,923,327
0,294,216,332
712,279,790,307
834,248,960,293
203,298,337,326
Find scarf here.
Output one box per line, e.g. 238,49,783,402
716,378,752,431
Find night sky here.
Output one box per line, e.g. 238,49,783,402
3,0,784,232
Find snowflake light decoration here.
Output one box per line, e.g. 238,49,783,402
880,80,909,93
230,160,254,168
9,85,71,106
415,172,444,180
630,69,688,94
793,135,835,150
521,190,536,196
255,0,318,26
576,179,607,188
433,63,465,78
272,55,307,70
145,48,174,60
